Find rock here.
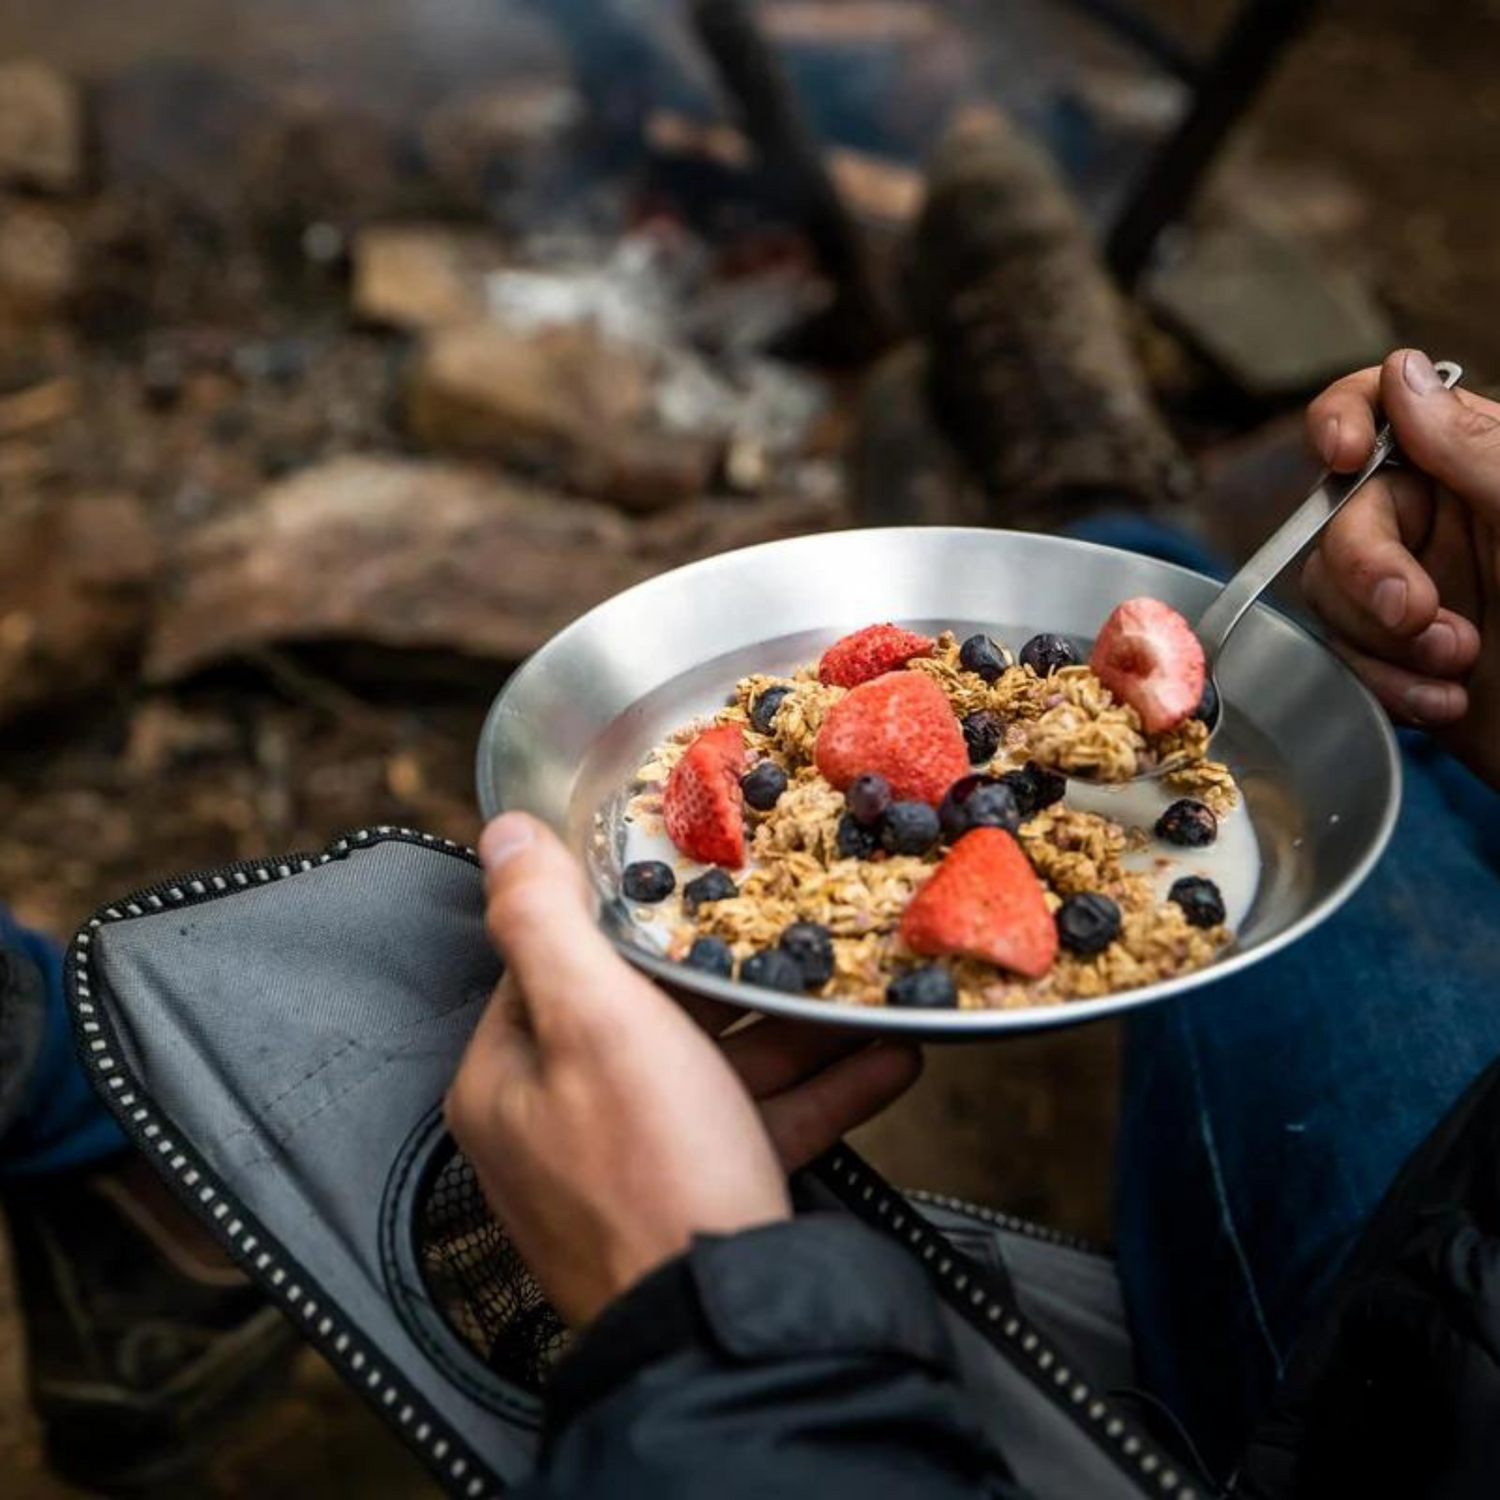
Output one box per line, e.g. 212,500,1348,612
350,222,507,332
405,322,717,511
0,494,157,724
0,204,78,319
0,62,85,194
145,456,843,681
1144,214,1395,401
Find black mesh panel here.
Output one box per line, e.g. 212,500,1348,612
415,1145,569,1391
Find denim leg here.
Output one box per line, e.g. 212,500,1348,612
0,905,126,1178
1114,741,1500,1473
1063,510,1500,1467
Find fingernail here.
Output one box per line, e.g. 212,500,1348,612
1319,415,1341,463
1402,349,1441,396
1403,684,1457,723
1372,577,1407,629
1419,619,1458,666
479,813,534,872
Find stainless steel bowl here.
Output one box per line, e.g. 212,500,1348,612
477,527,1400,1036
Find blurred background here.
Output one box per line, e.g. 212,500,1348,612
1,0,1496,1492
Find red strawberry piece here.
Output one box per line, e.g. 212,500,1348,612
819,623,935,688
1089,597,1207,735
898,828,1058,978
815,671,968,807
663,724,747,867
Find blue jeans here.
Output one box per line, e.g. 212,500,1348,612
1073,513,1500,1475
0,905,125,1178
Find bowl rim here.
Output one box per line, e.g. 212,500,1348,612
477,525,1402,1035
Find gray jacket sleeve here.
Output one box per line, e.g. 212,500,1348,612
514,1214,1028,1499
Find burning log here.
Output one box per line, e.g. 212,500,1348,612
145,456,845,681
909,110,1189,525
689,0,896,357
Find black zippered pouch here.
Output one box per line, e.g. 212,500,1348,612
65,826,1206,1499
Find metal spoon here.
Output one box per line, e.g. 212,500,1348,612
1082,358,1465,783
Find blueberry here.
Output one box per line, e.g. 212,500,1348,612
880,800,941,855
959,633,1007,682
938,775,1017,841
998,762,1067,818
962,784,1021,834
1019,633,1078,677
622,860,675,903
683,936,734,977
683,868,738,911
740,948,807,993
961,710,1003,764
1194,677,1221,727
1169,876,1226,929
779,922,835,987
846,773,892,826
741,761,788,811
887,965,957,1008
750,685,793,735
1056,893,1121,955
1155,799,1218,848
836,811,880,860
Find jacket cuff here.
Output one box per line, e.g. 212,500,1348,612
544,1213,951,1435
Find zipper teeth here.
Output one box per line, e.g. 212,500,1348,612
904,1189,1108,1257
88,826,478,921
69,826,501,1500
823,1149,1202,1500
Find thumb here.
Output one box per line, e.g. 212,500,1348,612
478,812,640,1038
1382,349,1500,519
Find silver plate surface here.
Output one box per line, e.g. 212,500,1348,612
478,528,1400,1036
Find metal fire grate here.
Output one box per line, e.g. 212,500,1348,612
414,1144,569,1392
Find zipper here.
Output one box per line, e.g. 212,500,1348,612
67,826,502,1500
816,1146,1210,1500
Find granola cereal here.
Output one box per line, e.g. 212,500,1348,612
613,618,1249,1011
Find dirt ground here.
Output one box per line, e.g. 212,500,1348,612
3,0,1499,1494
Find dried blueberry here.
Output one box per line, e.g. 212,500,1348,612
998,761,1067,818
750,684,793,735
938,775,1018,841
880,800,941,855
683,868,738,911
622,860,675,903
1170,876,1226,929
1156,799,1218,848
779,922,835,988
683,936,734,977
961,710,1003,764
959,633,1007,682
887,965,957,1008
1056,893,1121,955
836,811,880,860
962,784,1021,834
1194,677,1221,727
740,948,806,993
741,761,788,811
1019,633,1078,677
846,773,893,826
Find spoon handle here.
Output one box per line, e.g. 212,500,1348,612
1194,360,1464,665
